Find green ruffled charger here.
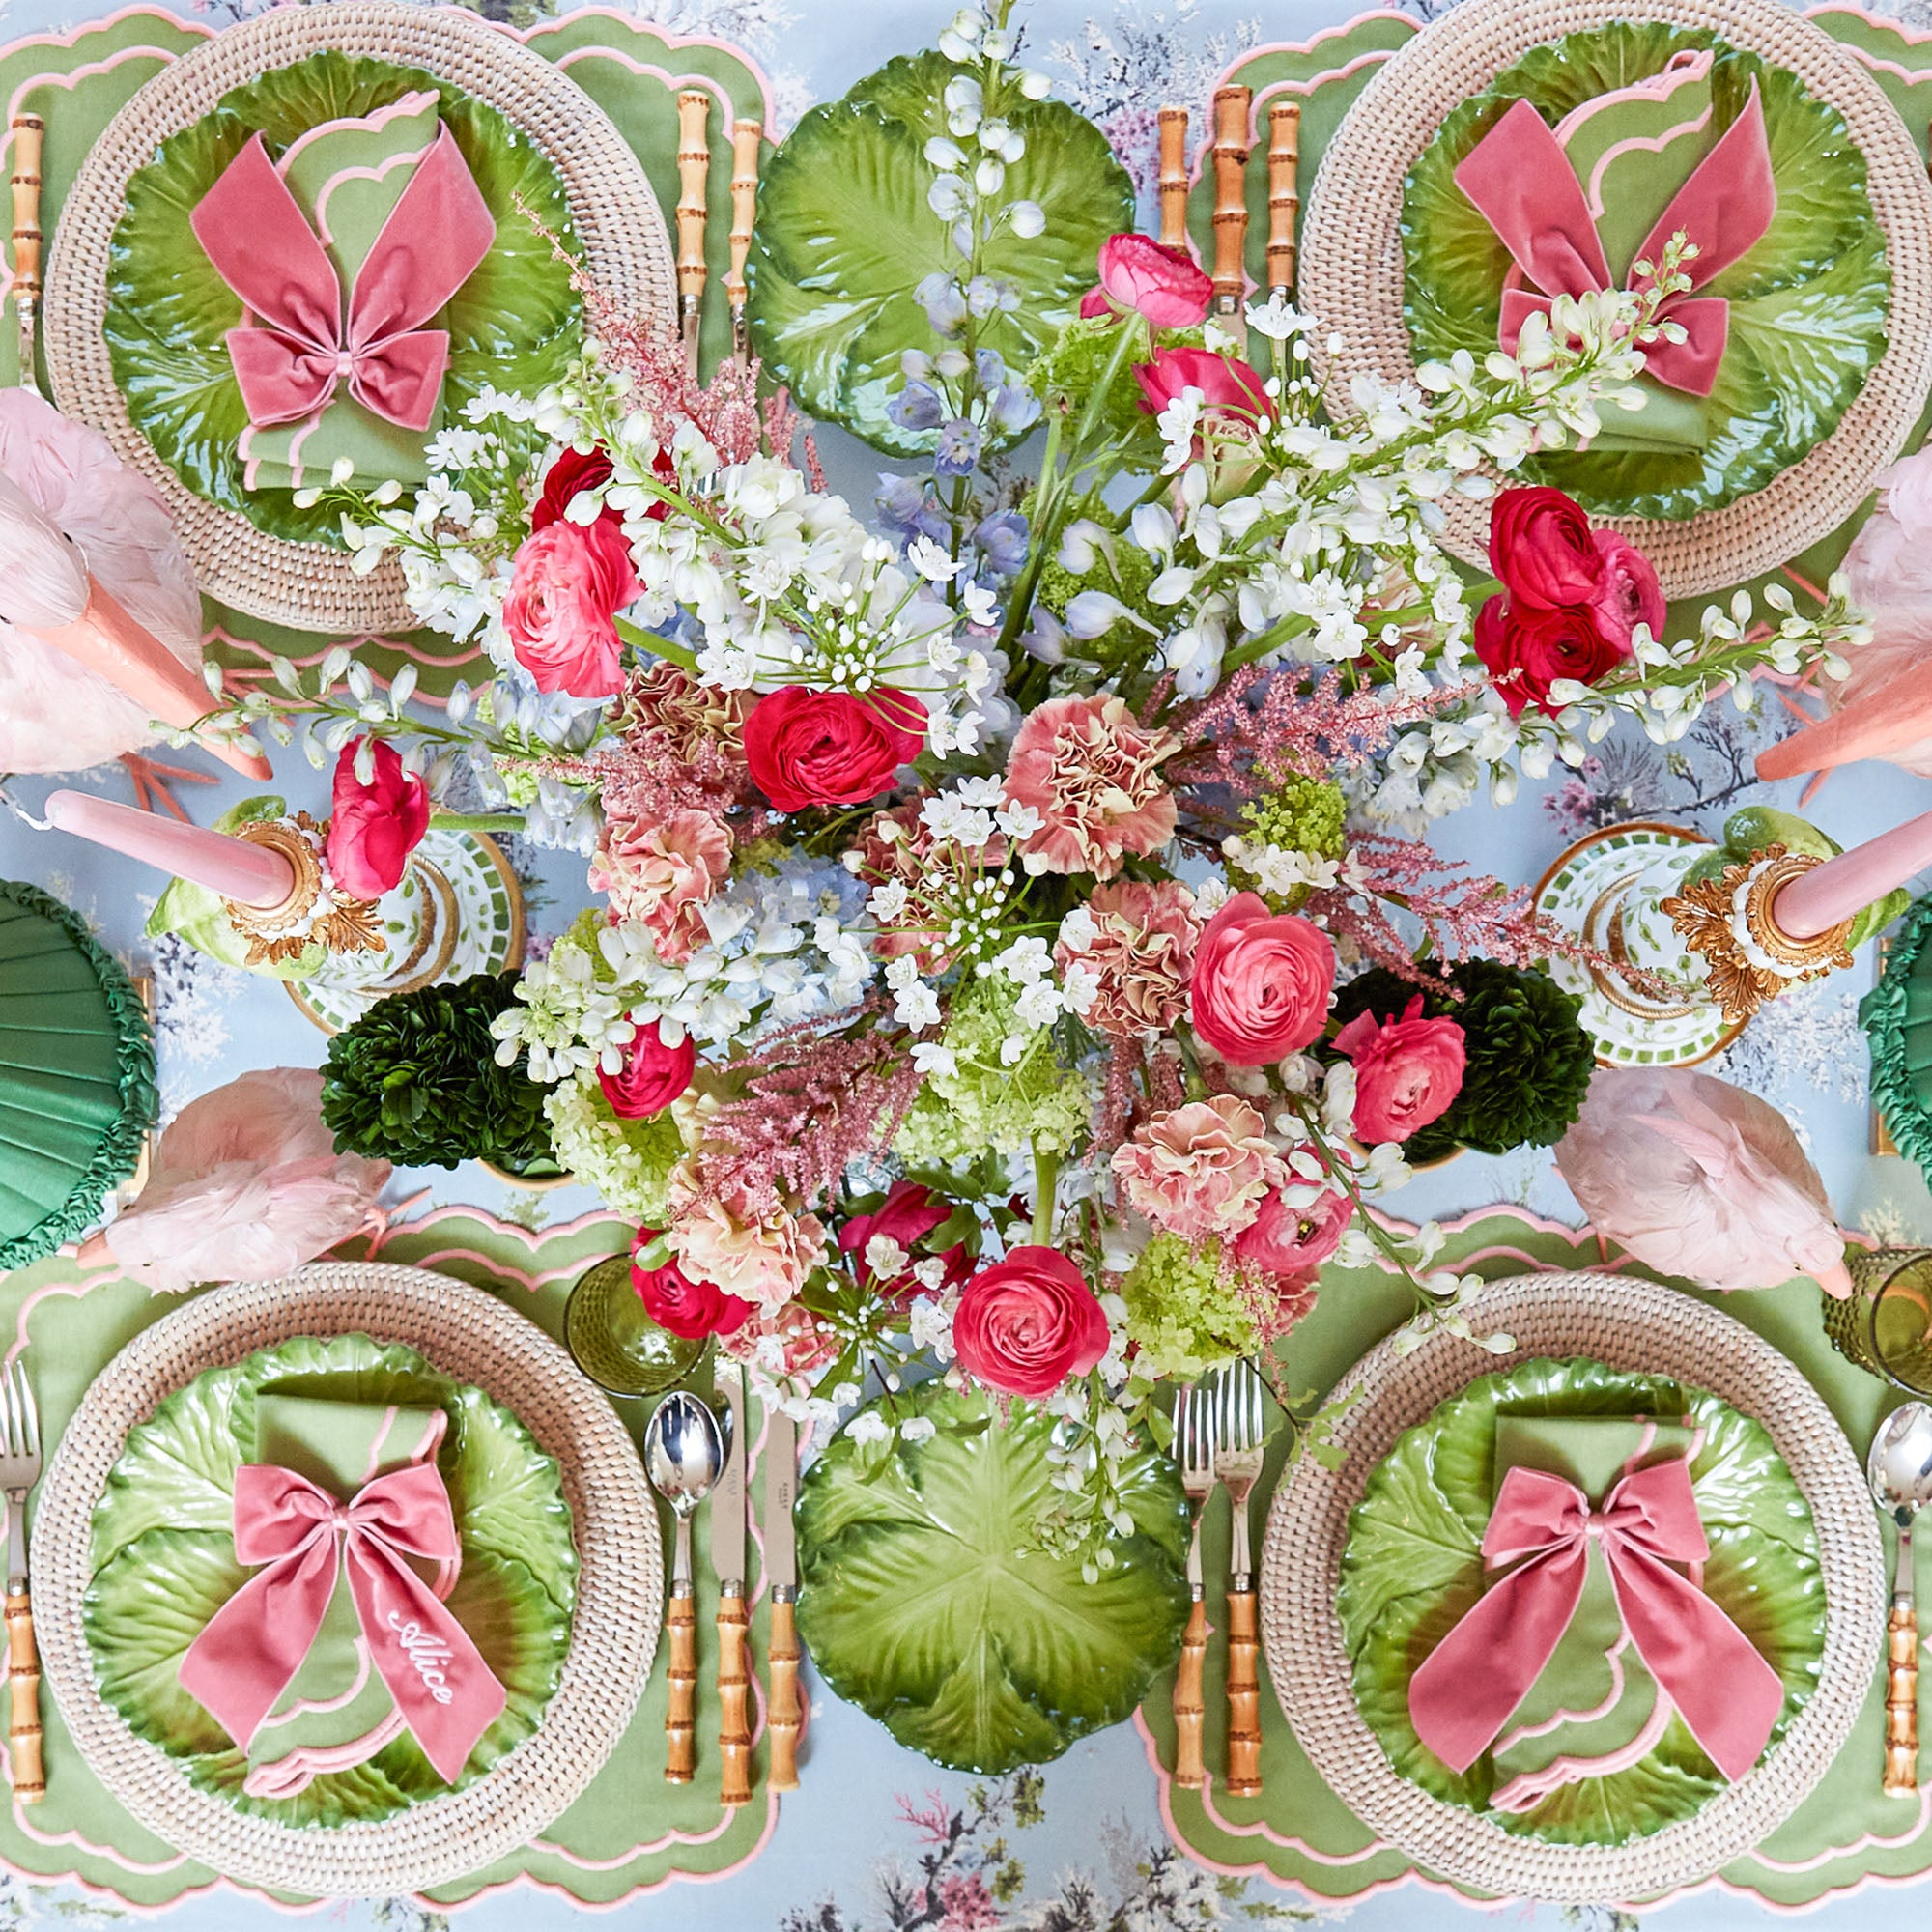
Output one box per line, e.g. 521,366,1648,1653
0,881,156,1270
1861,892,1932,1177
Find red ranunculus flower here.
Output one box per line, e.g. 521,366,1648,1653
1331,996,1465,1145
502,516,639,699
632,1230,753,1340
1077,234,1213,329
1132,346,1273,422
323,736,430,900
531,445,615,530
1232,1175,1352,1285
1588,530,1666,649
598,1018,696,1121
1487,486,1605,610
1189,891,1337,1066
1473,593,1631,719
952,1245,1110,1398
742,686,927,812
838,1179,970,1298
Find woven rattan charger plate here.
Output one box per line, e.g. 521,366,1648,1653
1261,1270,1885,1902
1297,0,1932,600
43,1,676,636
31,1261,662,1898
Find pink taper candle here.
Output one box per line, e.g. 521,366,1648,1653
43,789,294,908
1774,809,1932,940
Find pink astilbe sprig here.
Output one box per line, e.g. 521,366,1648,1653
689,1009,924,1215
514,197,810,469
1168,666,1480,796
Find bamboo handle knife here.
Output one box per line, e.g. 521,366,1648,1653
768,1589,802,1792
676,90,710,378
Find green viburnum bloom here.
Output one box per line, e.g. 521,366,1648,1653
1120,1234,1262,1385
895,975,1094,1164
543,1070,684,1223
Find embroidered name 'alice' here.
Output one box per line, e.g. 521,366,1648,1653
387,1609,457,1704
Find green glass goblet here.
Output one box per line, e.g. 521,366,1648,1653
565,1254,705,1397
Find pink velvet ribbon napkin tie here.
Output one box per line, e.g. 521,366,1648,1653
1407,1458,1783,1781
1452,85,1776,398
178,1461,506,1783
189,128,496,434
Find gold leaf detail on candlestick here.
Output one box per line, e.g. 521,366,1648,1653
1659,844,1852,1026
224,813,385,969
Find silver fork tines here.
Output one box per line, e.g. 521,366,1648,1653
0,1360,41,1593
1177,1385,1215,1595
1210,1360,1268,1586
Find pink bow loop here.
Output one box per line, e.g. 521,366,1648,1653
179,1461,507,1784
1453,85,1776,398
190,128,496,435
1407,1457,1783,1784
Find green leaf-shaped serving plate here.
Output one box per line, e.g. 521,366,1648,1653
82,1333,577,1828
1402,23,1888,522
795,1380,1190,1773
102,48,581,552
1336,1355,1823,1848
745,49,1134,457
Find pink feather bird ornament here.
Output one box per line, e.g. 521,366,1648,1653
0,387,269,782
78,1067,390,1295
1554,1066,1853,1297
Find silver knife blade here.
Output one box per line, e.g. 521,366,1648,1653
709,1363,747,1590
763,1406,797,1591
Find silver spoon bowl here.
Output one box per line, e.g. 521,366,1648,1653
644,1389,724,1585
1868,1401,1932,1796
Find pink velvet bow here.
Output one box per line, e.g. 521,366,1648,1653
189,128,496,434
1452,86,1776,398
1406,1458,1784,1782
178,1462,507,1783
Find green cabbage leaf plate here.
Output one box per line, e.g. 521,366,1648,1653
104,50,581,549
795,1380,1190,1773
1337,1355,1823,1847
82,1333,577,1827
745,49,1133,456
1401,23,1888,521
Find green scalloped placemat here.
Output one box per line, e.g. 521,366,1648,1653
1143,1205,1907,1909
0,1204,781,1909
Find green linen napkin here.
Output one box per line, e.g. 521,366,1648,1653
242,1391,447,1800
1484,1414,1696,1807
238,91,451,497
1549,67,1719,456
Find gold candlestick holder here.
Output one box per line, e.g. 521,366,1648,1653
221,814,383,970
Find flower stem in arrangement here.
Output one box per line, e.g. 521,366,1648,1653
1030,1140,1060,1248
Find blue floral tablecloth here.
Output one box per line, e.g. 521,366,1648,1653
2,0,1930,1924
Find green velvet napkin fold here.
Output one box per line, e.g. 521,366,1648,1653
242,1392,447,1801
239,91,450,496
1485,1415,1696,1807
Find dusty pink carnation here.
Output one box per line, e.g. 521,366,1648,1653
665,1167,829,1309
1057,879,1201,1037
1110,1094,1283,1241
590,805,731,963
1004,694,1179,879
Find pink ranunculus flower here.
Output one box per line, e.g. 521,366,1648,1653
631,1228,753,1339
502,515,639,699
1056,877,1201,1037
1004,694,1179,879
1077,233,1214,329
1111,1094,1283,1241
665,1169,830,1309
324,736,430,900
1189,891,1337,1065
590,806,731,964
1132,346,1273,422
952,1245,1110,1398
1233,1170,1352,1285
599,1017,696,1120
1331,996,1466,1146
1588,530,1666,649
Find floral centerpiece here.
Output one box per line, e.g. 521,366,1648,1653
202,3,1867,1548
